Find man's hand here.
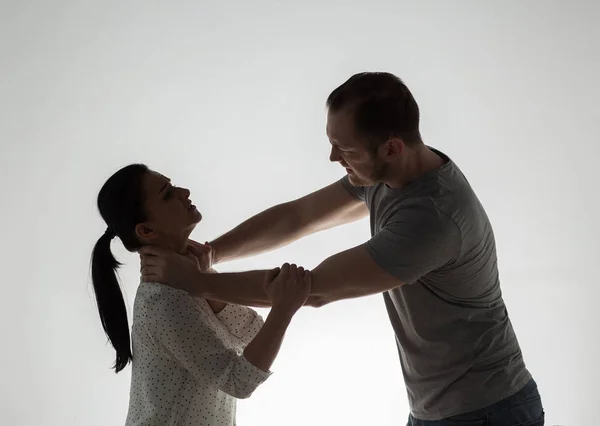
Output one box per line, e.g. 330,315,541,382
186,241,227,312
188,240,213,272
139,246,200,289
264,263,311,315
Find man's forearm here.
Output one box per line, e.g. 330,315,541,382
192,245,399,309
204,268,227,312
199,269,272,307
209,202,303,265
186,269,324,307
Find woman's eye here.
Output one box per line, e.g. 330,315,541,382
163,185,176,200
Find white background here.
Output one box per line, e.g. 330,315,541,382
1,1,598,425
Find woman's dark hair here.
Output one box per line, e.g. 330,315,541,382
91,163,149,373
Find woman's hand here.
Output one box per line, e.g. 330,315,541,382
264,263,311,316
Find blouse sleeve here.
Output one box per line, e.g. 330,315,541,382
145,289,271,399
215,304,264,346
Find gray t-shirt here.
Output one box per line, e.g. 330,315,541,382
340,148,531,421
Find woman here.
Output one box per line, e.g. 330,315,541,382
91,163,310,426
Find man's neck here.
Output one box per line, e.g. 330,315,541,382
386,145,444,189
415,145,445,173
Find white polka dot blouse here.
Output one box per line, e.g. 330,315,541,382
124,281,271,425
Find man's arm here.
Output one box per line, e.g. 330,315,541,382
209,180,368,264
187,244,402,307
187,204,460,307
203,268,228,313
141,200,460,308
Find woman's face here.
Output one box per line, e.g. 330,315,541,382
135,170,202,246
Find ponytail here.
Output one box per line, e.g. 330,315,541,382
91,231,132,373
93,163,148,372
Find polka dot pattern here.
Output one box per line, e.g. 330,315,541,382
213,302,264,346
124,282,272,425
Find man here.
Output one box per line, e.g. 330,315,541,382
140,72,544,425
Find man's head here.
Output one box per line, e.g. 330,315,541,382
326,72,422,187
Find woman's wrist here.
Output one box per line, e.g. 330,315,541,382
268,305,296,322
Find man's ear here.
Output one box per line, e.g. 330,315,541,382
382,137,405,159
135,223,158,242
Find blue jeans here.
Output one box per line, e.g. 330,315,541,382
407,379,544,426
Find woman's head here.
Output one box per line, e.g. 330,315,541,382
97,164,202,251
91,164,202,372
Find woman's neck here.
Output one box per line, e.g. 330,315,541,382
155,236,188,255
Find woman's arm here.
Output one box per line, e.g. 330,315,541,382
147,269,307,399
244,264,310,372
242,308,293,372
215,304,263,344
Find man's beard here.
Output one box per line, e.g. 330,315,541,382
348,159,388,187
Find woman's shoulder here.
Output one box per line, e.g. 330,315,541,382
134,282,214,323
138,281,186,297
134,282,193,312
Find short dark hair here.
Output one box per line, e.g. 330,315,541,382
90,163,149,373
326,72,422,150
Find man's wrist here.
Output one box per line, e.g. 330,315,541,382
184,268,210,298
209,241,222,265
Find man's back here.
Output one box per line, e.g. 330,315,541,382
341,148,531,420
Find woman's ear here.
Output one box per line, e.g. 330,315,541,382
135,223,158,241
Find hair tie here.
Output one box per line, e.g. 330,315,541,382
104,227,116,239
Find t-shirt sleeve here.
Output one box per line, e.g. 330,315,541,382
216,304,264,346
146,290,271,399
365,201,461,284
340,175,366,201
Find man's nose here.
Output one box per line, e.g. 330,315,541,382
329,146,341,163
